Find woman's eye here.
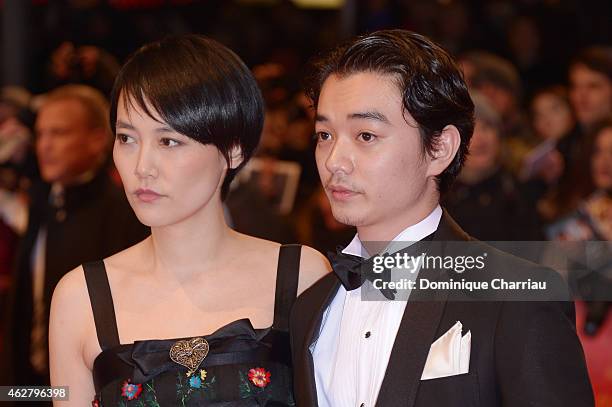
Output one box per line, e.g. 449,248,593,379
116,133,133,144
160,138,180,147
315,131,331,142
358,132,377,142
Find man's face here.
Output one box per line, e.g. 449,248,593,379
569,64,612,128
592,127,612,191
463,119,500,173
35,98,103,185
314,72,436,238
531,92,574,140
477,83,515,118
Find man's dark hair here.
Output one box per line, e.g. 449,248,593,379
110,34,264,199
570,46,612,82
305,29,474,194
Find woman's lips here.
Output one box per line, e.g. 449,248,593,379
135,188,163,203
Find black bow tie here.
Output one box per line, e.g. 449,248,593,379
327,248,396,300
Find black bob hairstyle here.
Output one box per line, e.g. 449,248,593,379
110,34,264,199
305,29,475,194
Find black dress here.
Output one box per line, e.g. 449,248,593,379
85,245,301,406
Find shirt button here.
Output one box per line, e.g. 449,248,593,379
365,331,371,338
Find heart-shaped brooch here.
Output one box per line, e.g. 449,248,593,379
169,337,210,376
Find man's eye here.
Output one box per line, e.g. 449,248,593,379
160,138,180,147
116,133,133,144
358,132,376,142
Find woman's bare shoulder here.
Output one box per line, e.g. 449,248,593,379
234,233,331,295
228,233,282,264
52,265,88,311
53,239,145,302
50,265,92,344
102,238,151,280
234,232,282,251
234,235,331,294
105,237,150,265
296,245,331,295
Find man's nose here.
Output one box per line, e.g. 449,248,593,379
324,137,354,175
35,132,51,153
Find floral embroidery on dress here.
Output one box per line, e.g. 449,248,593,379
177,368,217,404
248,367,271,388
189,375,202,389
107,365,292,405
121,381,142,400
188,368,208,389
239,367,275,401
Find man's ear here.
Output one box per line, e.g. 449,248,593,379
228,145,244,169
426,125,461,177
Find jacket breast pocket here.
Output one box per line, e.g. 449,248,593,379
415,372,480,407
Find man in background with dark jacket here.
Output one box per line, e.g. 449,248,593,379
1,85,149,391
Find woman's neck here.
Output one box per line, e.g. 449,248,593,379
146,202,236,280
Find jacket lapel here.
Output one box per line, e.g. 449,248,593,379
375,211,470,407
375,269,450,407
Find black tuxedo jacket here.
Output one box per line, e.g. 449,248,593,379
1,171,150,387
290,212,594,407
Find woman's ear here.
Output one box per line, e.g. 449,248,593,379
426,124,461,177
228,145,244,169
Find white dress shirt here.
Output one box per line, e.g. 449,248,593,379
312,205,443,407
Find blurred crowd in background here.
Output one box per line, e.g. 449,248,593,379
0,0,611,404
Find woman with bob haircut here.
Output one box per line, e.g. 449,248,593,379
49,35,329,406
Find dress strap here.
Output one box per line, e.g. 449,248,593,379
83,261,121,350
272,244,302,331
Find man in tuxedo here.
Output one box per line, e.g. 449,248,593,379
290,30,594,406
1,85,149,390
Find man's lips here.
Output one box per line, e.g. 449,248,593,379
327,184,359,201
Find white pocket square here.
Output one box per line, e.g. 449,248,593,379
421,321,471,380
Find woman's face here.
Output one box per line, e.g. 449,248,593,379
531,93,574,141
113,93,228,228
592,127,612,191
